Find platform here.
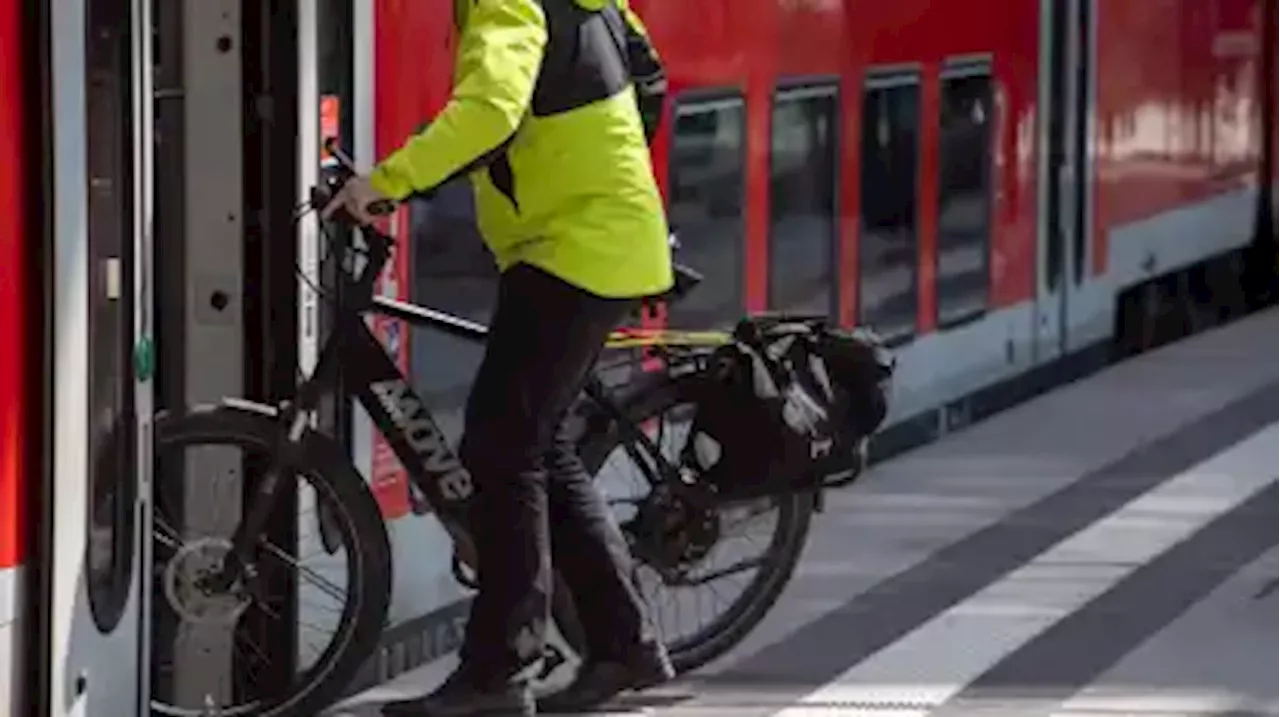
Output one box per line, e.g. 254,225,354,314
330,308,1278,717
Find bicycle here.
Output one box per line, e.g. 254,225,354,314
148,152,819,717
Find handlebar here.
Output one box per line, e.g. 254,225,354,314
304,139,399,314
310,138,397,220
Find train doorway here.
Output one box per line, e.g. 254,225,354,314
1035,0,1095,359
147,0,305,712
19,0,306,713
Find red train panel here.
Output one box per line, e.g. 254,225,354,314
1096,0,1263,221
632,0,1042,322
370,0,1267,337
0,0,26,571
1093,0,1265,273
374,0,454,162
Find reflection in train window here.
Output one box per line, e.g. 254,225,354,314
667,96,745,328
858,74,920,340
769,84,838,317
936,65,993,325
407,178,492,428
85,0,137,632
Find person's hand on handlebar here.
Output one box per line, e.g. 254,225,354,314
321,173,396,225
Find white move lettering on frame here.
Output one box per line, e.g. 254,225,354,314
371,379,474,501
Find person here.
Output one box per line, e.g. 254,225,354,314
323,0,675,715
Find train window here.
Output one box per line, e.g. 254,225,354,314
936,61,993,326
84,0,137,632
858,73,920,341
769,84,839,317
408,177,493,431
667,95,746,328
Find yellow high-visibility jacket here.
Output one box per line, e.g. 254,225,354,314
369,0,673,299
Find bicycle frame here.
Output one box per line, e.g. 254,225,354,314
317,298,485,533
226,217,728,576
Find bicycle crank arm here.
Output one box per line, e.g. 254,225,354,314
440,515,481,589
451,553,479,591
536,644,569,682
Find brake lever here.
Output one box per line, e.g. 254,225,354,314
320,137,397,219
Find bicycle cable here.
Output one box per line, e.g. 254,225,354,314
287,201,390,385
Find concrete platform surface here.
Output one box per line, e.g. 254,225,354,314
331,310,1279,717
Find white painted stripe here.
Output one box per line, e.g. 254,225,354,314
771,423,1279,717
1045,685,1255,716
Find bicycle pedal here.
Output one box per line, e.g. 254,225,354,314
451,553,480,590
536,643,568,682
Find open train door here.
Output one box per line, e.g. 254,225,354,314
34,0,156,714
1034,0,1096,359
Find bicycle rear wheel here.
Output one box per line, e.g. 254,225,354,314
150,405,392,717
561,374,815,674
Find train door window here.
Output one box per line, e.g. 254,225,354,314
858,72,920,341
85,0,138,631
936,59,993,326
667,95,746,328
769,83,839,317
408,176,494,434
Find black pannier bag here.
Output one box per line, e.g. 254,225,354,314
816,326,896,439
678,317,895,502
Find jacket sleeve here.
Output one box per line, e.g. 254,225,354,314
368,0,547,201
617,1,666,142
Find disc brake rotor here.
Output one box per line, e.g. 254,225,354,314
162,537,252,626
627,485,720,575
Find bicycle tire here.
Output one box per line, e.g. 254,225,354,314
150,404,392,717
564,374,815,674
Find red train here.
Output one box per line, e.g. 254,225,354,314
375,0,1275,428
0,0,1274,714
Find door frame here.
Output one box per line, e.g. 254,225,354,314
43,0,155,713
1034,0,1096,360
20,0,54,712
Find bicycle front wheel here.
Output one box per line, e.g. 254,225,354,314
150,405,392,717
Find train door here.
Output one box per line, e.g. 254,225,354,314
1035,0,1095,359
45,0,154,714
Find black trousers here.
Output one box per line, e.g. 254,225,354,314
457,262,653,680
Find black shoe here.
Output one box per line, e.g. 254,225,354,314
380,667,535,717
537,642,675,714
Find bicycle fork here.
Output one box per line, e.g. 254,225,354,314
205,409,311,593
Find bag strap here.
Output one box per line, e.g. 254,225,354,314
600,1,631,76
